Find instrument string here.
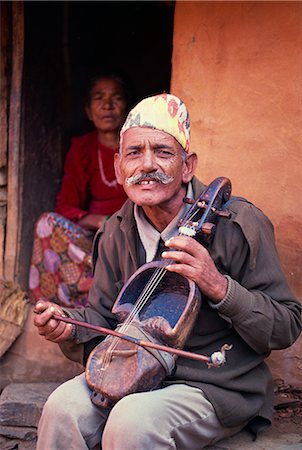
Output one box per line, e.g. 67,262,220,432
100,266,169,371
120,206,201,332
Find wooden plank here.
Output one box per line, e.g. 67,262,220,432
4,2,24,280
0,2,9,168
0,2,10,278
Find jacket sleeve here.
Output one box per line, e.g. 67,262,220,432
55,137,90,220
210,201,302,354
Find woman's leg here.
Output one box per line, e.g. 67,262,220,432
29,212,93,308
102,384,244,450
37,373,109,450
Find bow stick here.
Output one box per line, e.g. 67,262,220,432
50,313,232,368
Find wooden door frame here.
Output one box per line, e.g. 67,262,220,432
1,1,24,280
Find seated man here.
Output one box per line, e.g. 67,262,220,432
34,93,301,450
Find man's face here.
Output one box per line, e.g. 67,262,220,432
115,127,195,209
86,77,127,133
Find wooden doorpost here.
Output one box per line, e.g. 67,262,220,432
4,1,24,280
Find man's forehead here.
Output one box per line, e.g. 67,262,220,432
122,127,178,145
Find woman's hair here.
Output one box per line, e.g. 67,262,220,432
85,68,134,109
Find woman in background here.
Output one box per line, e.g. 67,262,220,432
29,71,129,307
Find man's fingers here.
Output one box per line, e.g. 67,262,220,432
34,300,50,314
44,322,72,342
34,301,66,327
165,235,205,256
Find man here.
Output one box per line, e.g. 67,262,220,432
34,93,301,450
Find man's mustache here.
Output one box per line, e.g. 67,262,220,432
126,171,174,186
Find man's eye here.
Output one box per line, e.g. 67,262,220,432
126,149,141,157
156,149,174,157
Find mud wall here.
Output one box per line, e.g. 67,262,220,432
171,1,302,386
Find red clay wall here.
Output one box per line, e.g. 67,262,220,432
171,1,302,386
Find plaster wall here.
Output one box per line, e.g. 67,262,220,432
0,307,83,391
171,1,301,386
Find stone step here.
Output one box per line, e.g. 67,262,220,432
0,382,301,450
0,382,60,430
205,428,302,449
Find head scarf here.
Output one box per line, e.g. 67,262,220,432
120,93,190,152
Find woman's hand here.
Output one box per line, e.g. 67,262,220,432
77,214,108,231
33,300,74,343
162,236,228,303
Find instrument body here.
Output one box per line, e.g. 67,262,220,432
86,177,232,408
86,266,201,406
113,261,200,348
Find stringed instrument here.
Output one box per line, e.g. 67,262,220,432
85,176,232,408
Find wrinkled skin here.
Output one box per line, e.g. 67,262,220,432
33,301,73,343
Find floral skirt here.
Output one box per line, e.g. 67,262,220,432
29,212,94,308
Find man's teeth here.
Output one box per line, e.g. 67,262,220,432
139,180,156,185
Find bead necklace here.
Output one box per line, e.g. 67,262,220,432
97,147,118,188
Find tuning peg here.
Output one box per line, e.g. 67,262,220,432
215,210,231,219
201,223,216,235
183,197,195,204
183,197,207,209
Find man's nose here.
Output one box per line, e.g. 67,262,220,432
141,149,157,171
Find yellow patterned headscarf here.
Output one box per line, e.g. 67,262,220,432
120,93,190,152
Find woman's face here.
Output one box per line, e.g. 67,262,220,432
86,77,127,134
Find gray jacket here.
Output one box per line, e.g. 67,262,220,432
61,177,301,430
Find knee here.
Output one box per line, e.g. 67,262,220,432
110,394,146,427
41,388,69,422
36,211,53,226
42,381,88,426
102,394,151,446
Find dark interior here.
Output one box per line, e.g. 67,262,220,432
18,1,175,287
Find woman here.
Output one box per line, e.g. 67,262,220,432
29,72,129,307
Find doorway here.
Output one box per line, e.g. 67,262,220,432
18,1,175,288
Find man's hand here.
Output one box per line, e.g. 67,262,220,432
33,300,74,343
162,236,228,303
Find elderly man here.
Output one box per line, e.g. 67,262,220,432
34,94,301,450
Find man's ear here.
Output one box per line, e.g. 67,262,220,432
114,153,123,185
182,152,198,184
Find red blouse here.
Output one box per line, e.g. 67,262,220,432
55,130,128,220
